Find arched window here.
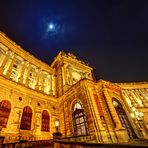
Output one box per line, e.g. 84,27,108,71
73,102,82,111
0,100,11,128
112,98,137,139
72,100,88,136
20,106,32,130
41,110,50,132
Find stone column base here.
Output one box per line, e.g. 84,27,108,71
115,129,129,142
53,132,62,140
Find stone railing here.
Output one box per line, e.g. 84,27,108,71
53,140,148,148
60,134,95,143
2,139,53,148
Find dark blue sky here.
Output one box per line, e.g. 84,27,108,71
0,0,148,82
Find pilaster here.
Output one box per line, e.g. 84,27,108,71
5,55,17,79
35,68,41,90
49,74,53,96
18,61,28,84
24,64,32,86
33,112,42,137
0,51,11,75
102,86,124,130
53,73,57,97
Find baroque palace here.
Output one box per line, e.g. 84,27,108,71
0,31,148,144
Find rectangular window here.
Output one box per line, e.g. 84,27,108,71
10,58,22,81
28,67,38,89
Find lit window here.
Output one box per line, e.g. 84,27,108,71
43,72,50,94
72,101,88,136
20,106,32,130
41,110,50,132
28,67,38,89
74,102,82,111
0,100,11,128
10,58,22,81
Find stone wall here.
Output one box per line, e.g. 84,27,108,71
0,75,58,143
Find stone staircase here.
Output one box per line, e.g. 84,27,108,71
130,138,148,145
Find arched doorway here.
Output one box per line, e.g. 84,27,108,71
0,100,11,128
112,98,137,139
72,100,88,136
20,106,32,130
41,110,50,132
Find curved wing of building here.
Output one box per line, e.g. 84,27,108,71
0,31,148,144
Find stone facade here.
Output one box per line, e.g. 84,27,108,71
0,31,148,143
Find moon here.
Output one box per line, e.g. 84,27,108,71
47,23,55,32
49,24,53,29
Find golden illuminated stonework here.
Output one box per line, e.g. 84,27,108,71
0,31,148,144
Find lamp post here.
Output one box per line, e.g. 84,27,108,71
52,119,62,140
55,120,59,132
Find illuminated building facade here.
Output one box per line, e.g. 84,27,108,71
0,31,148,143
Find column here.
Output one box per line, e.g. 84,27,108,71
35,68,41,90
140,90,148,107
62,66,65,85
122,90,132,107
63,65,71,92
64,102,71,136
0,52,6,67
64,66,69,85
41,71,45,92
59,68,63,95
33,112,42,137
93,94,105,129
132,90,143,106
56,68,63,97
5,54,17,79
88,91,104,130
49,74,53,96
102,86,124,130
18,61,27,84
7,108,22,134
0,50,11,75
24,64,32,86
69,67,73,85
53,73,57,97
126,90,137,106
16,61,23,82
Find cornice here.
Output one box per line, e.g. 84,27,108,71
0,75,57,102
117,82,148,89
97,79,121,92
0,31,54,73
51,51,92,71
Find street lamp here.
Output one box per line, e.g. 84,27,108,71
55,120,59,132
52,119,62,140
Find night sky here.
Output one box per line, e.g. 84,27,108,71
0,0,148,82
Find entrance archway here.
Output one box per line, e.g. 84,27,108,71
72,100,88,136
112,98,137,139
